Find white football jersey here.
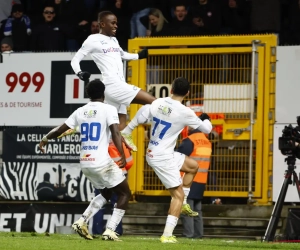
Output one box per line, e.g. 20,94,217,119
146,97,212,155
74,34,138,81
65,102,119,168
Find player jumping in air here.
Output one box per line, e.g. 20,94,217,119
71,11,156,152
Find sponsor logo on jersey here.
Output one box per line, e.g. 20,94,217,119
84,110,97,118
149,140,159,146
102,47,120,53
81,145,99,150
146,149,153,158
158,105,172,116
80,154,95,161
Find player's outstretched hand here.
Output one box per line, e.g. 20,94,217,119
199,113,211,121
77,71,91,81
39,141,47,153
138,49,148,59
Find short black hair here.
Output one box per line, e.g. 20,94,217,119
44,172,50,182
85,79,105,100
98,11,114,23
172,77,190,96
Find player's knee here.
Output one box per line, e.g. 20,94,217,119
190,159,198,174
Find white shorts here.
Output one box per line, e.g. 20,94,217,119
146,152,185,189
104,80,141,115
81,161,126,190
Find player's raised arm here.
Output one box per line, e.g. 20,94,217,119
71,38,94,81
186,110,212,134
120,47,148,61
39,109,79,153
39,124,71,153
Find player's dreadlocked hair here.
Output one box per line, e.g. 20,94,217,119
98,11,114,23
172,77,190,96
85,79,105,100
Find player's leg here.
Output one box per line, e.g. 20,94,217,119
102,179,131,241
147,155,184,243
131,89,156,105
101,163,130,241
180,156,199,217
160,185,183,243
72,168,108,240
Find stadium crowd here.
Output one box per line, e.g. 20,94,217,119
0,0,300,54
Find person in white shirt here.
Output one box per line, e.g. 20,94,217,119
71,11,156,152
121,77,212,243
39,79,130,242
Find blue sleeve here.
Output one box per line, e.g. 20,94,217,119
177,138,194,156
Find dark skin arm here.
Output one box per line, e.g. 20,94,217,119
110,123,126,168
39,124,70,153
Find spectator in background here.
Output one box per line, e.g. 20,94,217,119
168,5,197,36
52,0,88,51
178,116,212,239
129,0,154,38
90,20,99,34
221,0,250,34
3,4,31,51
78,20,99,45
1,37,14,53
191,0,222,35
0,0,21,24
145,8,169,37
31,5,67,51
106,0,131,49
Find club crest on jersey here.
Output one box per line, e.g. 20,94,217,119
84,110,97,118
102,47,120,53
158,105,172,116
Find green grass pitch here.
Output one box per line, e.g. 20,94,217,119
0,232,299,250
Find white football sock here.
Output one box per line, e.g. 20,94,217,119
106,208,125,231
183,187,190,205
162,215,178,237
81,194,107,223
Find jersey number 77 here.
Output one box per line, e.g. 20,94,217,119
151,117,172,140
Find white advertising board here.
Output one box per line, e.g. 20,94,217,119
0,53,102,126
273,46,300,201
276,46,300,124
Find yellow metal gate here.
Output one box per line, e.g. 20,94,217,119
127,35,277,204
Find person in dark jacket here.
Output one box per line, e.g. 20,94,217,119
2,3,31,51
31,5,67,51
168,4,198,36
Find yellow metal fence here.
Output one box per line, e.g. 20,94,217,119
127,35,277,204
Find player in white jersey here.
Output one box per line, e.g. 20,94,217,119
39,79,131,242
71,11,156,151
121,77,212,243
